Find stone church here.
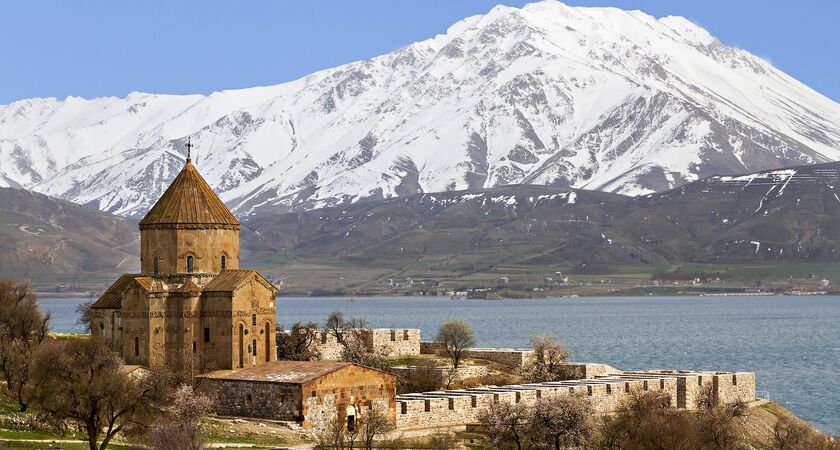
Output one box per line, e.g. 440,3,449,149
90,155,277,371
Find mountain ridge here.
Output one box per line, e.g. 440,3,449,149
2,160,839,291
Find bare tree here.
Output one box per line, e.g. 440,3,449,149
360,403,393,450
695,384,748,450
316,415,347,450
31,337,165,450
527,394,598,450
276,321,321,361
478,401,529,450
601,389,701,450
397,362,444,394
147,383,215,450
76,300,95,332
521,335,571,382
325,312,388,370
435,320,476,369
772,414,840,450
0,279,50,412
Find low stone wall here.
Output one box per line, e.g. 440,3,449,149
395,370,756,430
558,363,620,380
621,371,756,409
292,328,421,360
389,365,489,382
420,343,534,369
419,341,441,355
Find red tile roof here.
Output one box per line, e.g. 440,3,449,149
90,275,157,309
203,270,276,293
139,159,239,229
202,361,353,384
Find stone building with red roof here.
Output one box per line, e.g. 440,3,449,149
200,360,397,429
90,155,277,371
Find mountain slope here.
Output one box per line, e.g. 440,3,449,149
1,161,838,289
0,187,139,279
239,161,840,272
2,1,840,218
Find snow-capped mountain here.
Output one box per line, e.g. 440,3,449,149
2,0,840,217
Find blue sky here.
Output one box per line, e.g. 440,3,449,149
1,1,838,104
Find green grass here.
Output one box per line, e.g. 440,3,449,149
0,396,19,416
203,430,292,446
0,441,135,450
0,429,82,441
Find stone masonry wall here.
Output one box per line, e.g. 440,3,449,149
557,363,620,380
420,343,534,369
203,379,302,421
368,329,421,356
389,365,489,382
395,371,756,430
310,328,420,360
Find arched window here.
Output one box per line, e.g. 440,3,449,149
252,339,257,356
153,256,159,275
221,255,226,270
186,255,194,273
134,337,139,357
252,314,257,326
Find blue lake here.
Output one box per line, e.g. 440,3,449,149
41,295,840,434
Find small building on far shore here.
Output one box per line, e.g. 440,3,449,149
200,360,397,429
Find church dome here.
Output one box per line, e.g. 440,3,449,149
139,158,239,230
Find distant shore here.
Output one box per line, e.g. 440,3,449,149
35,287,840,300
35,291,96,299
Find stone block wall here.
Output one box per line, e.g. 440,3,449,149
368,329,421,356
622,371,756,409
715,372,756,405
203,379,302,420
419,344,534,369
306,328,421,361
389,365,489,382
394,371,756,430
464,348,534,368
557,363,620,380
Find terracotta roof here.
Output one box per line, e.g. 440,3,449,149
91,275,156,309
201,361,353,384
203,270,276,293
139,159,239,229
175,279,202,293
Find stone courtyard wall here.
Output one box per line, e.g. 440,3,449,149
557,363,620,380
420,344,534,369
395,371,756,430
303,328,421,360
389,364,489,382
368,329,421,356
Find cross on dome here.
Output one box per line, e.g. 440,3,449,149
185,137,194,162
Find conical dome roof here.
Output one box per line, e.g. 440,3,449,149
139,158,239,229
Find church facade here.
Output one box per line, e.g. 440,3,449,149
90,156,277,371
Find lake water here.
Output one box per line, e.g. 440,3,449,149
41,295,840,434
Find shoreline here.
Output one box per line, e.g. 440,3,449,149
37,291,840,300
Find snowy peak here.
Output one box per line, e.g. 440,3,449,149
2,0,840,217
